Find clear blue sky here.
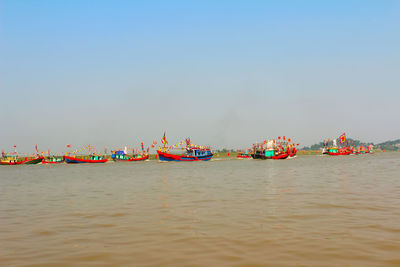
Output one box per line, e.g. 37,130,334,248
1,0,399,153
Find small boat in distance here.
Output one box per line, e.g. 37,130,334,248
237,153,252,159
324,133,353,156
112,149,149,162
65,155,108,164
327,149,352,156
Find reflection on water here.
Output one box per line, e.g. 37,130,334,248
1,153,400,266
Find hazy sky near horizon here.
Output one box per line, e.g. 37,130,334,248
1,0,399,153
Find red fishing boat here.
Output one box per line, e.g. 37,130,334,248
157,134,213,162
251,137,298,160
157,149,213,162
237,153,252,159
323,133,354,156
65,155,108,163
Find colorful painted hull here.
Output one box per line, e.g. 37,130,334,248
272,153,290,160
251,153,272,159
0,160,25,165
327,151,352,156
65,156,108,164
237,154,252,159
42,158,65,164
24,157,44,164
251,152,290,160
113,155,149,162
157,151,213,162
0,157,43,165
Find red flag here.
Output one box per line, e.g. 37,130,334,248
67,144,71,148
278,136,281,140
283,136,286,141
339,133,346,143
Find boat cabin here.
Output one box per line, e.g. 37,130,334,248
90,155,104,160
187,149,212,157
264,149,275,157
328,148,338,153
47,157,63,162
112,150,131,160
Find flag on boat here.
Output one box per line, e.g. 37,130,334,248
161,132,167,145
339,133,346,143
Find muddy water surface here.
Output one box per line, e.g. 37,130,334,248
1,153,400,266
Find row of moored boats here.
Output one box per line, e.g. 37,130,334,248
0,133,373,165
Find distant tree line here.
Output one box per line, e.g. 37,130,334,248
375,139,400,151
215,148,230,153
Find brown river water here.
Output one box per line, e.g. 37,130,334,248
1,153,400,266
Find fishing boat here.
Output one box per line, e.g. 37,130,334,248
42,157,65,164
326,146,352,156
24,156,44,164
327,150,352,156
251,137,298,160
112,150,149,162
157,148,213,161
65,155,108,164
237,153,252,159
0,159,21,165
323,133,353,156
0,156,44,165
157,134,213,162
